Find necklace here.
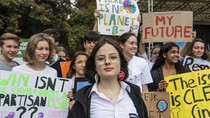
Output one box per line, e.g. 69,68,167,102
98,85,119,101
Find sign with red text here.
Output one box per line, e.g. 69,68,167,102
142,11,193,42
165,70,210,118
0,70,72,118
97,0,140,36
141,92,170,118
183,56,210,71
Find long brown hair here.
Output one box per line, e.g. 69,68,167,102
186,38,210,61
67,51,89,78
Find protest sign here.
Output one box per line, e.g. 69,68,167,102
165,70,210,118
141,92,170,118
16,38,28,58
183,56,210,71
14,38,29,65
60,61,71,78
142,11,193,43
0,70,72,118
96,0,140,36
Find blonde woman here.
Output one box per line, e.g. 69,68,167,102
12,33,57,77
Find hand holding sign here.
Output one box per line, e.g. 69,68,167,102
158,80,168,92
94,9,100,19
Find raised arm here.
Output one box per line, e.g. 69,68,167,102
92,9,100,32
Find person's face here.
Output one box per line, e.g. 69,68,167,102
151,47,160,62
120,36,137,58
58,51,67,60
74,55,88,77
34,40,50,63
95,43,121,80
192,41,204,58
84,41,96,55
164,47,180,64
0,40,19,60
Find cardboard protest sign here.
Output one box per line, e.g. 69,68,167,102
142,11,193,43
165,70,210,118
0,70,72,118
96,0,140,36
141,92,170,118
183,56,210,71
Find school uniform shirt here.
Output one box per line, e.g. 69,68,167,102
68,81,148,118
90,81,138,118
127,56,153,92
12,64,57,77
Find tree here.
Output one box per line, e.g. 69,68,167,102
0,0,97,56
66,1,96,54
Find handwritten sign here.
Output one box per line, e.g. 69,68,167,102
141,92,170,118
183,56,210,71
142,11,193,43
96,0,140,36
0,70,72,118
165,70,210,118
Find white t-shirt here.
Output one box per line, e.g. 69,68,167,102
139,52,154,70
90,81,138,118
12,64,57,77
127,56,153,91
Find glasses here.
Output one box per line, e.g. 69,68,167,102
95,54,120,65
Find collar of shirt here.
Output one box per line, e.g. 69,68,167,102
88,75,131,98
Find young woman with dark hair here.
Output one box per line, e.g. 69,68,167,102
148,42,189,91
68,36,148,118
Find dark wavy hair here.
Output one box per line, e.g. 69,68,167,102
43,28,60,43
186,38,210,61
152,42,188,74
83,31,100,42
67,51,89,78
85,36,128,84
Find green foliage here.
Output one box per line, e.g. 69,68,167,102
67,2,96,55
0,0,97,56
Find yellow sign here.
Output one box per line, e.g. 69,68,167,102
165,69,210,118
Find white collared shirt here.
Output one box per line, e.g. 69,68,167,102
89,81,138,118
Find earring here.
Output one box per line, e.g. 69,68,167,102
118,71,125,80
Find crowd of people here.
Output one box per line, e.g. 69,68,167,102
1,10,210,118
